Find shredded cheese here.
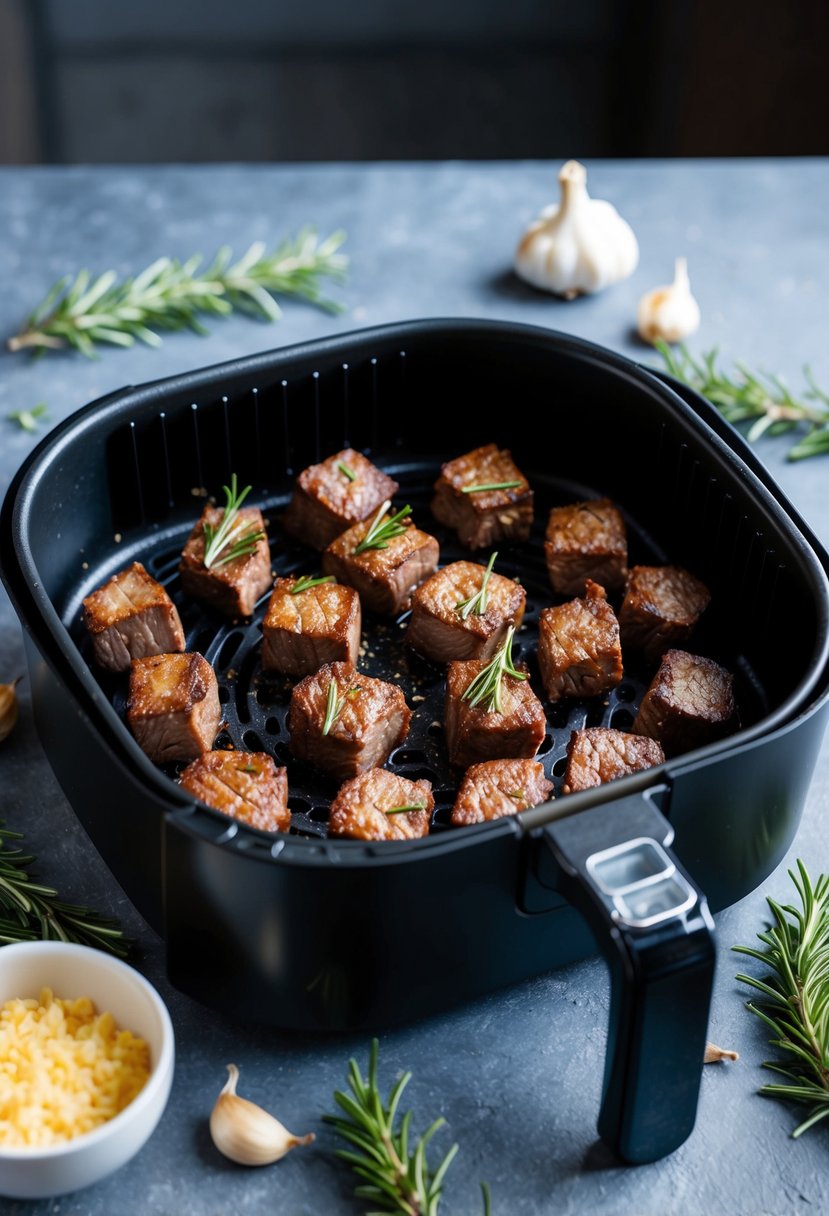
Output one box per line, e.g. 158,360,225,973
0,987,150,1148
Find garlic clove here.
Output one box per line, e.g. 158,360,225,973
704,1042,740,1064
209,1064,315,1166
637,257,701,344
0,678,21,744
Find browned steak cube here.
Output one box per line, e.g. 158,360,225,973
328,768,433,841
562,727,665,794
283,449,400,550
127,652,221,763
179,504,271,618
431,444,533,550
445,658,546,767
619,565,711,662
288,661,411,782
179,750,289,833
633,649,735,756
261,576,361,677
451,758,553,826
322,510,439,616
544,498,628,596
82,561,185,673
537,580,623,701
406,560,526,663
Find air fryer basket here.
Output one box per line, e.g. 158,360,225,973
3,320,829,1164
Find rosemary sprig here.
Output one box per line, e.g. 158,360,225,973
7,229,347,358
455,552,497,621
7,404,49,433
202,475,265,569
734,860,829,1136
290,574,335,595
322,679,346,737
461,481,521,494
353,502,412,555
461,624,526,714
337,461,357,481
0,822,128,957
385,803,427,815
655,342,829,462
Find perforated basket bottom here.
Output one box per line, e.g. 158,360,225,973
75,464,764,839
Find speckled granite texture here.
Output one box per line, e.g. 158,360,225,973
0,161,827,1215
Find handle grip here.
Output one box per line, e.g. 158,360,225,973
541,794,715,1164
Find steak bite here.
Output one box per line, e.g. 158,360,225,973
431,444,533,550
127,652,221,763
82,561,185,672
261,576,361,677
406,558,526,663
445,634,547,767
633,649,735,756
283,448,400,550
619,565,711,662
537,580,623,702
322,505,439,616
288,661,411,782
544,498,628,596
451,759,553,826
179,750,289,833
328,768,433,841
562,727,665,794
179,492,271,618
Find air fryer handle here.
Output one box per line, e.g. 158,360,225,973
541,795,715,1164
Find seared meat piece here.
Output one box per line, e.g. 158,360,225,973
633,649,735,756
127,652,221,763
544,498,628,597
445,658,546,767
322,510,439,616
431,444,533,550
179,750,289,833
619,565,711,662
562,728,665,794
262,576,361,677
82,561,185,673
328,768,433,841
288,661,411,781
451,758,553,826
283,449,399,550
179,504,271,618
537,580,623,702
406,560,526,663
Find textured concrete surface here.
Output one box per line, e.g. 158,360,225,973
0,161,827,1215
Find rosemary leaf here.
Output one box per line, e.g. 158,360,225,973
290,574,336,595
202,475,265,569
321,679,346,737
461,481,521,494
461,624,527,714
456,552,497,621
353,502,412,555
7,404,49,433
384,803,427,815
337,461,357,481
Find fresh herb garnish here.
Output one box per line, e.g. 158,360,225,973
455,551,497,620
507,789,525,802
461,624,527,714
237,763,259,775
202,474,265,570
290,574,335,595
337,460,357,481
385,803,427,815
321,680,361,736
7,404,49,433
353,501,412,555
734,860,829,1136
461,480,521,494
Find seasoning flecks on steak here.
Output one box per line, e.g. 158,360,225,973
451,758,553,826
322,512,439,616
127,652,222,763
261,577,361,677
619,565,711,662
633,649,735,756
283,449,400,550
431,444,533,550
562,727,665,794
544,498,628,596
82,561,185,672
328,768,433,841
179,750,290,833
537,580,623,702
406,560,526,663
288,661,411,782
179,503,272,618
445,659,547,767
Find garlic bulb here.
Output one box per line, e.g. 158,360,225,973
636,257,701,344
0,679,20,743
515,160,639,299
210,1064,315,1166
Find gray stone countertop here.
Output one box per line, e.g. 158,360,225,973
0,160,827,1215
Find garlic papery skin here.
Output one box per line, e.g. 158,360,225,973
637,257,701,344
515,160,639,299
209,1064,315,1166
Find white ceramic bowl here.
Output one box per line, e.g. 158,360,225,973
0,941,175,1199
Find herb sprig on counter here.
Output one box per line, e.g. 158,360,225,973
655,342,829,461
202,475,265,570
7,404,50,433
353,502,412,555
7,229,347,358
734,860,829,1136
461,624,526,714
